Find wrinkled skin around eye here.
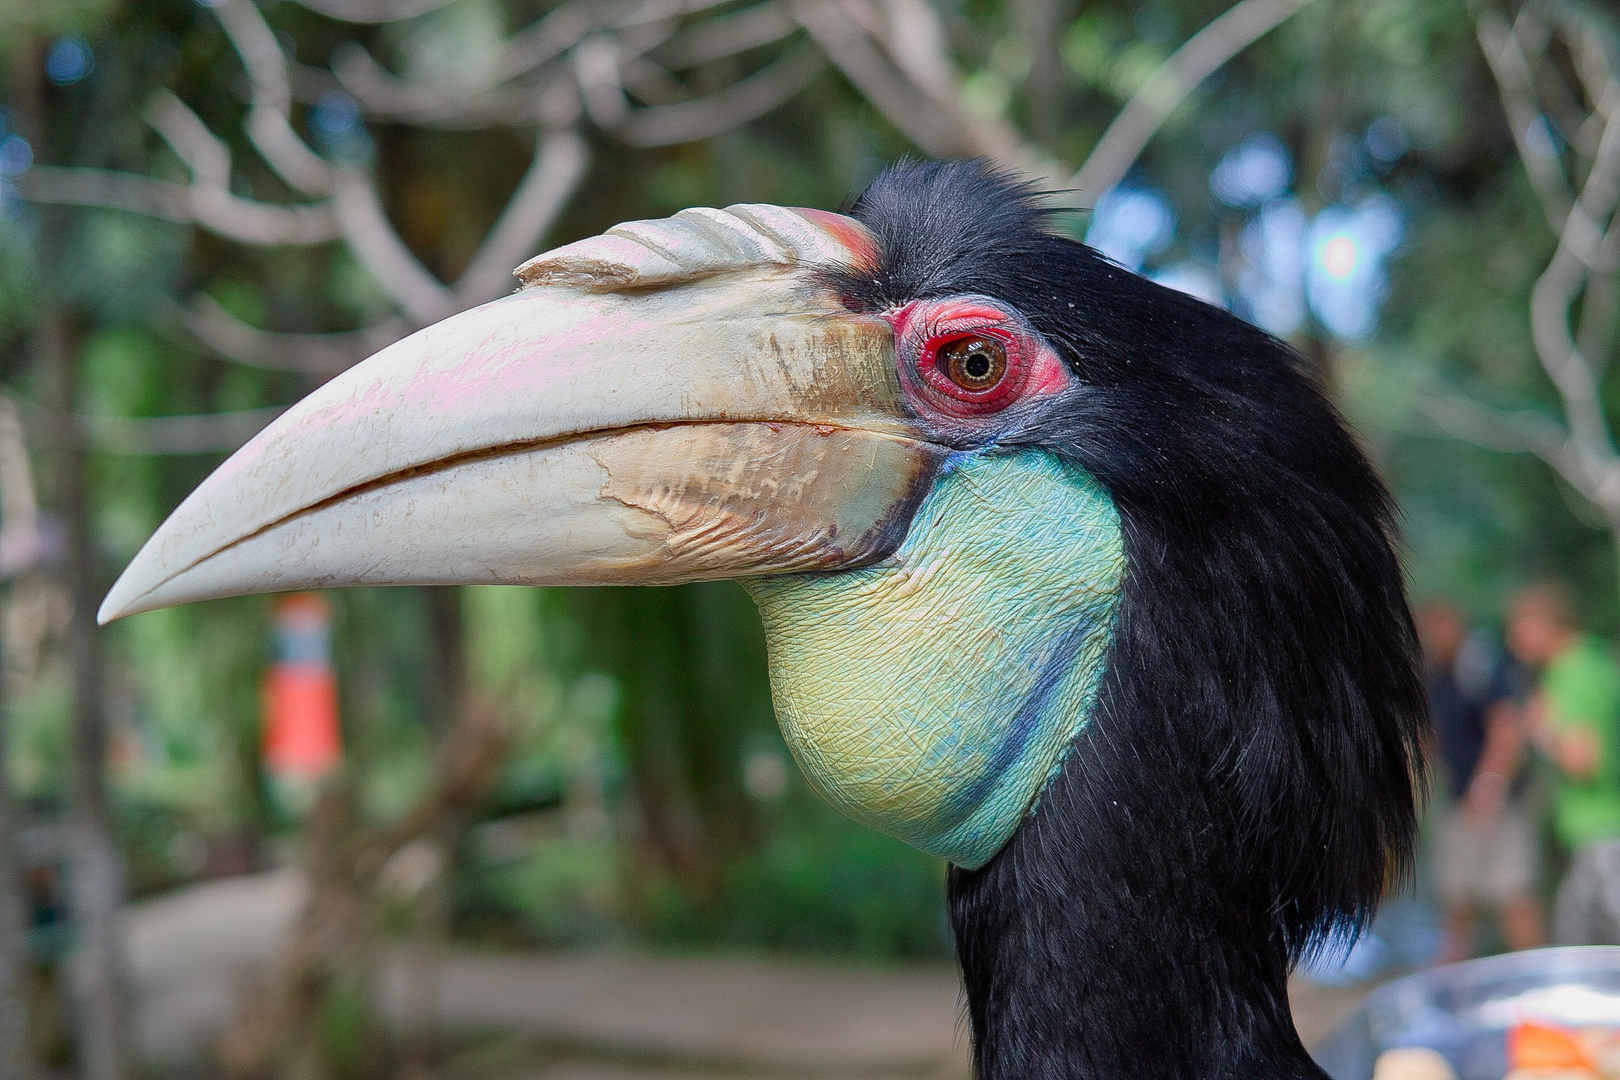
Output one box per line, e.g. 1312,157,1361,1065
881,295,1075,443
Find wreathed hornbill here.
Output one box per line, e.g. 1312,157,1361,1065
101,161,1424,1080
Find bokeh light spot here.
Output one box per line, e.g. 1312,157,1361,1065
313,91,361,137
1211,132,1292,208
1085,186,1176,272
0,135,32,178
45,37,93,85
1321,235,1359,280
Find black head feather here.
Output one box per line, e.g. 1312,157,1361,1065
826,160,1427,1080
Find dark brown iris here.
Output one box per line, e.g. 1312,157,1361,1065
939,335,1007,392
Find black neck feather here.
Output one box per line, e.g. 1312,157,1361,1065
833,160,1427,1080
947,664,1327,1080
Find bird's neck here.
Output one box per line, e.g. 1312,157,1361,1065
948,716,1327,1080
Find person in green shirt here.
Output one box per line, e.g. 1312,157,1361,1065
1508,583,1620,944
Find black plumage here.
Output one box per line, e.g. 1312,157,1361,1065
826,161,1427,1080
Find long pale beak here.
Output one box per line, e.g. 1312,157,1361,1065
100,205,945,623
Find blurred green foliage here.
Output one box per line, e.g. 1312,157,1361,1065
0,0,117,56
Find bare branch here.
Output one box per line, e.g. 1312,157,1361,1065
1415,389,1620,516
291,0,459,24
1575,34,1620,123
1464,4,1620,521
332,173,456,325
1512,22,1620,498
1578,269,1619,373
1510,2,1553,62
1529,193,1620,486
1476,9,1574,232
1069,0,1316,202
499,2,605,80
617,43,823,146
1518,16,1593,155
212,0,337,196
611,13,693,65
15,168,190,224
144,90,231,187
653,1,798,69
873,0,955,107
499,0,738,83
19,164,338,246
1419,388,1620,527
328,43,542,128
795,0,1029,169
618,54,687,105
576,35,631,127
795,0,977,158
453,129,590,305
78,406,289,457
142,90,342,244
315,0,756,127
1418,390,1572,462
162,296,405,376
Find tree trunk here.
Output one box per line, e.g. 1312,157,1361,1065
421,588,465,735
0,595,34,1080
403,586,467,1070
39,313,127,1080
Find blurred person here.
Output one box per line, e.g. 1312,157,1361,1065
1420,601,1542,962
1508,584,1620,944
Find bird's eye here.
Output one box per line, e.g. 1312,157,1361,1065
939,336,1007,392
889,298,1071,424
908,324,1026,416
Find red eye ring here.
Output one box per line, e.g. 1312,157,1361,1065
915,327,1025,414
882,297,1073,427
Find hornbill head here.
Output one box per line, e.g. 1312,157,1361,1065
104,161,1424,1077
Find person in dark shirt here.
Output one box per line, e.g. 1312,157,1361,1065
1419,600,1544,962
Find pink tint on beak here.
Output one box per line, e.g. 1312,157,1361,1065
795,208,881,271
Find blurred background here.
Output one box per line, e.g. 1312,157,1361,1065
0,0,1610,1077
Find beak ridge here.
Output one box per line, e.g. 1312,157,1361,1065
99,205,933,624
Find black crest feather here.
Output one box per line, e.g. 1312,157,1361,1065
829,160,1427,1080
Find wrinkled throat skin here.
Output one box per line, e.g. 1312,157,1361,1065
749,450,1123,868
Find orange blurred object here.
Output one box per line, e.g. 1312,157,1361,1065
262,593,341,784
262,666,341,777
1509,1022,1594,1072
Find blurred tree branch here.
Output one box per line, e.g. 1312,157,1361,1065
797,0,991,158
18,0,1322,338
161,297,406,378
294,0,458,22
18,160,338,245
617,41,825,144
23,0,588,349
9,392,290,456
1067,0,1316,199
1426,2,1620,586
76,408,291,457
